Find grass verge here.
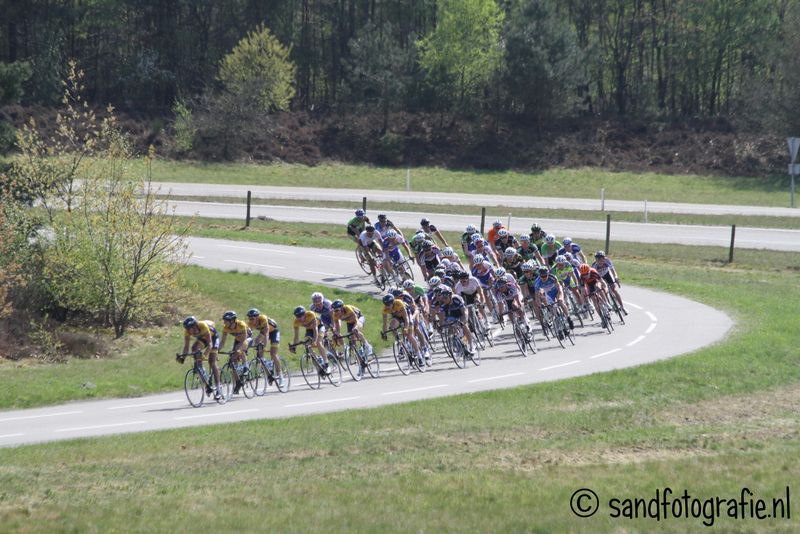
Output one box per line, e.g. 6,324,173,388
0,266,391,410
0,257,799,531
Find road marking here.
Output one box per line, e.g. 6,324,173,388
645,323,657,334
538,360,581,371
627,335,646,347
175,408,259,420
224,260,286,269
305,270,342,277
468,372,525,383
55,421,146,433
626,302,643,310
285,396,360,408
590,348,622,359
108,399,184,410
0,433,24,439
382,385,449,396
646,311,658,322
320,255,351,261
0,410,83,423
218,244,294,254
192,255,206,259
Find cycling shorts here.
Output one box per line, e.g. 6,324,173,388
346,316,365,333
463,292,478,306
196,333,220,350
602,272,617,287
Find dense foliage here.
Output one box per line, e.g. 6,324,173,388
1,0,797,130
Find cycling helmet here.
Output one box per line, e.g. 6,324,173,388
521,262,534,272
531,223,541,232
498,229,508,238
246,308,260,318
428,276,441,287
412,233,425,243
440,258,451,266
442,276,455,287
391,288,404,297
482,261,493,270
381,294,395,305
456,270,470,279
519,234,530,242
385,229,397,239
563,237,573,246
378,213,387,220
365,225,375,232
183,316,198,329
402,279,415,289
564,252,573,260
293,306,306,317
545,234,556,244
465,224,477,233
595,250,606,258
222,310,237,321
311,291,324,302
422,240,433,250
442,246,455,257
492,220,503,228
355,209,365,217
471,233,482,243
555,255,567,264
472,254,485,263
438,285,453,296
504,247,516,257
495,267,507,278
331,299,344,310
420,218,431,226
579,264,591,275
538,267,549,276
496,276,508,285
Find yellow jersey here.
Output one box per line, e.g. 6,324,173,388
249,314,278,334
223,319,250,338
382,299,407,319
334,305,362,325
184,320,216,340
293,310,318,330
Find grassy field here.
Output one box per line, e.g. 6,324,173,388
142,159,796,207
0,266,391,410
1,255,799,531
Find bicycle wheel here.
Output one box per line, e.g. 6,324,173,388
217,365,232,403
274,357,291,392
326,354,343,386
609,293,626,324
567,291,584,328
344,344,363,382
300,351,321,390
241,363,258,399
552,313,566,349
512,322,528,357
596,301,614,333
249,358,268,397
467,336,481,366
184,368,205,408
355,247,371,274
394,341,412,375
364,345,381,378
401,259,415,281
448,328,467,369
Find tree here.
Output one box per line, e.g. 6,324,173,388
217,24,296,112
417,0,505,111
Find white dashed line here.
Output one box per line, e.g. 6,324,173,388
224,260,286,269
174,408,259,420
626,335,646,347
626,302,643,310
320,255,351,261
218,244,295,254
538,360,581,371
285,396,360,408
305,270,342,277
645,323,657,334
0,410,83,423
0,433,25,439
468,372,525,383
589,348,622,359
192,255,206,259
55,421,146,433
382,385,449,396
646,311,658,322
108,399,184,410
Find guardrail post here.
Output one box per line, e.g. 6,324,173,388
601,188,605,211
406,168,411,192
507,212,512,231
605,214,611,253
728,224,736,263
480,207,486,235
246,190,251,227
644,199,648,223
362,196,367,212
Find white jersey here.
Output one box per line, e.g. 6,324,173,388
455,276,482,296
358,230,379,247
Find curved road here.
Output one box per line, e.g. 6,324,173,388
171,200,800,252
0,237,732,447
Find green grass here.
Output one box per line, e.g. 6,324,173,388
0,266,391,410
1,257,799,531
139,158,794,207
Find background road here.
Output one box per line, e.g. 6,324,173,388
169,200,800,252
150,182,800,218
0,237,732,447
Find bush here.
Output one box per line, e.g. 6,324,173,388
377,132,405,165
172,99,196,153
0,120,16,153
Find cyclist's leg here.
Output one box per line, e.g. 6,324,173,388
269,329,282,375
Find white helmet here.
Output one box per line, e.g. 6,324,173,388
465,224,477,233
386,229,397,239
472,254,484,263
442,246,455,257
402,279,415,289
495,267,507,278
311,292,324,302
428,276,441,287
498,229,508,238
545,234,556,244
504,247,516,257
492,219,503,228
471,233,482,243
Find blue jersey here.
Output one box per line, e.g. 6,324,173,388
534,274,559,294
592,258,615,277
374,220,393,237
310,299,334,327
558,243,582,257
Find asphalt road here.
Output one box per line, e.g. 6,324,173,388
149,182,800,218
0,237,732,448
170,200,800,252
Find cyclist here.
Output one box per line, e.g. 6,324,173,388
440,246,464,269
539,234,563,266
471,234,500,266
518,261,539,310
592,251,627,315
391,287,430,361
245,308,284,387
552,254,585,312
330,299,374,358
358,225,384,284
529,223,548,249
382,229,414,279
403,279,431,328
487,220,505,247
502,246,526,278
289,306,330,374
455,270,486,309
461,224,480,255
309,291,335,349
179,316,222,400
436,286,475,355
347,209,371,243
493,228,518,254
381,293,423,366
559,237,587,264
420,218,449,248
579,263,611,328
492,268,529,332
517,234,544,265
219,310,253,395
534,266,574,336
418,239,442,280
375,213,403,238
